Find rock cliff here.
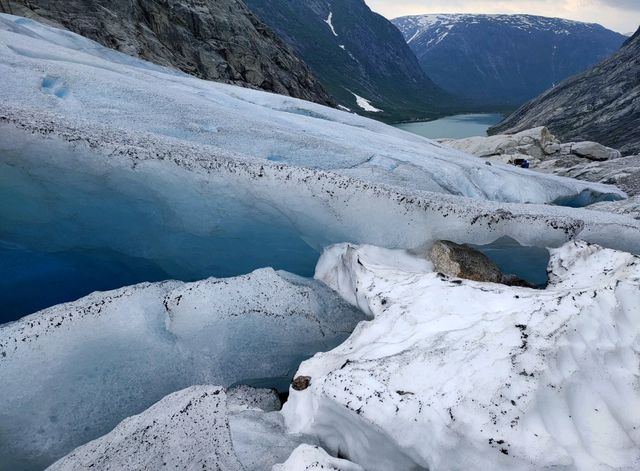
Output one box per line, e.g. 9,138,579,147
0,0,334,105
490,28,640,155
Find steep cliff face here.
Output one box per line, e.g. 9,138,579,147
490,27,640,155
0,0,334,105
244,0,454,122
393,14,626,107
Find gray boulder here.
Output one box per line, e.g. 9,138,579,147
429,240,536,287
429,240,503,283
570,141,621,161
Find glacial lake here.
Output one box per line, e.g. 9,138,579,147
394,113,503,139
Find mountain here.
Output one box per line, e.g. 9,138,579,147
243,0,453,122
490,28,640,155
0,0,334,105
392,14,627,107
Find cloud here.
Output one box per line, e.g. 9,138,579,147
597,0,640,10
365,0,640,34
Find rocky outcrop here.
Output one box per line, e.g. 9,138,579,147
243,0,454,122
441,127,621,165
393,14,626,107
490,27,640,155
0,0,334,105
547,155,640,197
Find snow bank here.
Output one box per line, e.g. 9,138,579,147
284,242,640,470
0,269,364,469
0,13,625,205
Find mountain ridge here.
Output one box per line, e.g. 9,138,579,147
490,26,640,155
393,13,626,107
244,0,456,122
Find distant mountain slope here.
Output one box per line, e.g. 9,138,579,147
0,0,334,105
393,14,626,107
490,28,640,155
244,0,454,121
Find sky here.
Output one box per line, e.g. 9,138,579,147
365,0,640,34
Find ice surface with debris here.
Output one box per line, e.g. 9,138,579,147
284,241,640,470
0,13,626,205
49,385,317,471
0,269,365,470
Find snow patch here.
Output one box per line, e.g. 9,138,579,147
350,92,383,113
325,11,338,37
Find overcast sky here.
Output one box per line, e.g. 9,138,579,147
365,0,640,34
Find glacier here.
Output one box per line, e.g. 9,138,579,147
1,13,640,320
0,12,630,206
0,269,365,470
283,241,640,470
0,11,640,471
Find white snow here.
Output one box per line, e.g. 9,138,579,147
0,269,364,469
283,241,640,470
325,11,338,37
395,13,604,48
273,445,364,471
350,91,383,113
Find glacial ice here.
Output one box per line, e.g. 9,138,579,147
49,385,317,471
1,13,640,320
0,269,365,470
284,241,640,470
0,13,627,205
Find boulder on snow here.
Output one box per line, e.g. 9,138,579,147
570,141,622,161
429,240,503,283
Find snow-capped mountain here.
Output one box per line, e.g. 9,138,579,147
243,0,454,121
393,14,627,106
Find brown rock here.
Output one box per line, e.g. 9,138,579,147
292,376,311,391
429,240,503,283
